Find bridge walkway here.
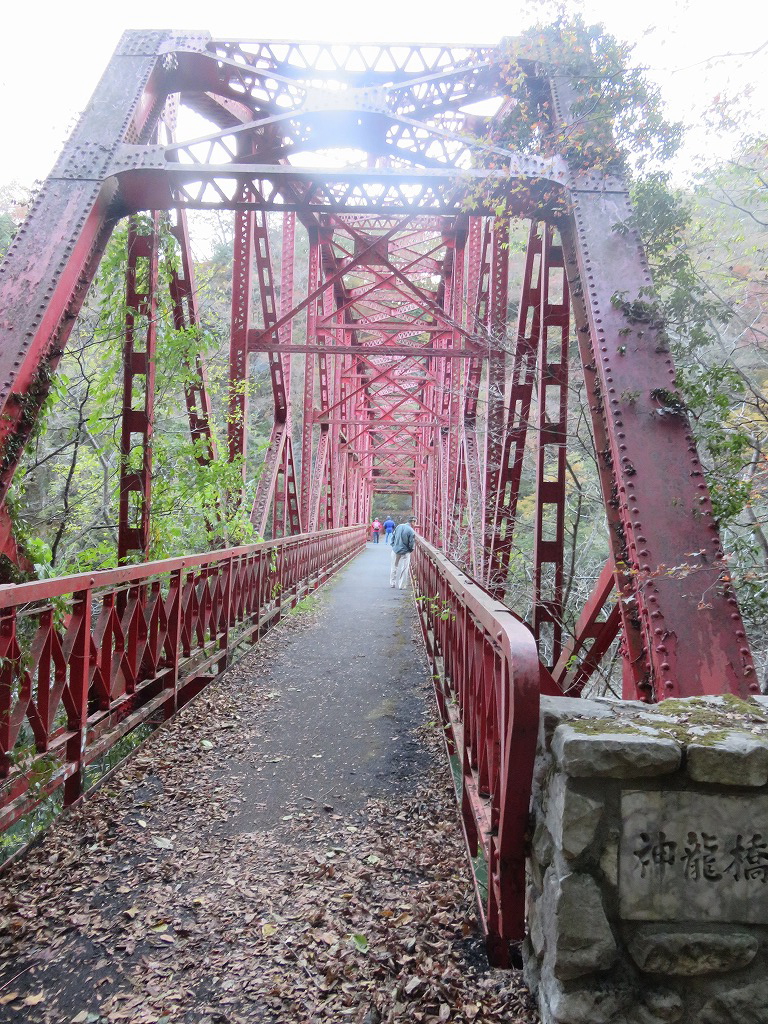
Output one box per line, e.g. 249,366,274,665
0,543,537,1024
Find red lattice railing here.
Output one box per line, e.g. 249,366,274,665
412,537,542,964
0,528,366,832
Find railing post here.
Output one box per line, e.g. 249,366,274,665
63,589,93,806
218,554,234,673
163,567,183,720
0,608,17,777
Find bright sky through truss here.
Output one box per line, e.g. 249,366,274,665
1,0,766,187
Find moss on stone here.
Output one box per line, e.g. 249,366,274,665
568,717,651,737
561,694,768,748
658,694,764,718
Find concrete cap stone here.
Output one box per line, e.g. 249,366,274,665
552,723,683,778
687,731,768,787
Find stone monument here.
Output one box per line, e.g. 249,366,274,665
524,693,768,1023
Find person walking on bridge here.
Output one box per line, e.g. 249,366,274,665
390,516,417,589
383,515,395,544
371,517,382,543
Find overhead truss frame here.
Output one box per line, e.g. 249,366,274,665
0,30,757,709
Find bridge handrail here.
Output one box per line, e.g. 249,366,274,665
0,530,354,607
412,536,540,958
0,527,366,839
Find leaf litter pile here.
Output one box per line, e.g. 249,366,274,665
0,606,539,1024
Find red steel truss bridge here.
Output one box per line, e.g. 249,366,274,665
0,31,758,959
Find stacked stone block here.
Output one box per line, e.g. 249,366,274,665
524,694,768,1024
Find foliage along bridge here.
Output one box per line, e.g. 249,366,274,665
0,31,758,962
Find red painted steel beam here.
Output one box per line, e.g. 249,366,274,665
0,39,762,962
566,230,648,698
250,198,291,425
117,217,160,564
113,157,569,218
483,219,510,585
546,73,757,698
413,537,540,963
168,209,217,466
0,34,182,566
531,229,570,670
486,224,542,590
552,560,622,695
559,187,756,697
228,187,253,477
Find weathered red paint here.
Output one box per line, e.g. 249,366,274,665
413,538,540,963
0,33,758,956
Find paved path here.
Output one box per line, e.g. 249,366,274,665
227,539,432,832
0,543,537,1024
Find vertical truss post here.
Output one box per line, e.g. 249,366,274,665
168,209,217,466
329,307,345,527
484,218,510,585
249,208,302,537
444,231,467,553
418,346,437,545
253,204,288,425
228,188,254,480
465,218,491,421
487,224,543,593
117,215,160,564
531,228,570,670
451,448,470,567
309,433,330,532
460,218,492,576
443,231,469,559
301,229,322,528
271,431,302,537
279,213,302,535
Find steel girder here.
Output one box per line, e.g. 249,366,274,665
117,216,160,564
0,31,757,710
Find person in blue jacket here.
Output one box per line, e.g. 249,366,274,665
383,516,395,544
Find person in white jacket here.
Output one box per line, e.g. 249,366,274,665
389,516,417,589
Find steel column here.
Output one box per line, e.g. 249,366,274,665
117,216,160,564
531,228,570,670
